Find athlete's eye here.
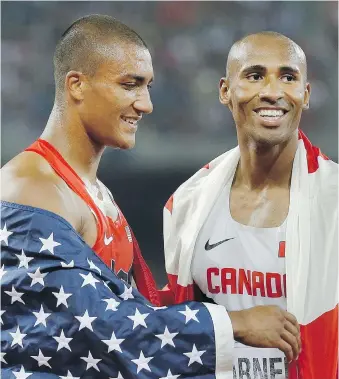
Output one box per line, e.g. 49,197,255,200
247,73,263,81
281,74,296,82
122,83,137,89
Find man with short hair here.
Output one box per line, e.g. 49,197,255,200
1,17,296,379
163,32,338,379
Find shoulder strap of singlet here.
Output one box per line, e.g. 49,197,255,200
26,139,161,304
25,139,107,239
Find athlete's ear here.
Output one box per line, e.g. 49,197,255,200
65,71,86,101
302,82,311,110
219,77,232,108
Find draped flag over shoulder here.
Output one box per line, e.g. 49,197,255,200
163,130,338,379
0,201,235,379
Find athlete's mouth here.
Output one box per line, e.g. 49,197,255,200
121,116,140,126
253,108,288,120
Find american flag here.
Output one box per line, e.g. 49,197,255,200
1,201,219,379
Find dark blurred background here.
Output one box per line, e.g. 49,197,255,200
1,1,338,285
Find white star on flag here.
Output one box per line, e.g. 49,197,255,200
12,365,32,379
39,232,61,254
119,284,134,300
59,370,80,379
131,350,153,373
32,305,51,327
102,331,125,353
1,352,7,364
79,272,100,288
15,250,34,269
160,369,180,379
183,344,206,366
75,310,97,331
33,304,51,326
109,373,124,379
146,304,168,311
28,267,47,287
155,326,178,348
5,285,25,304
0,223,13,245
53,329,73,351
127,308,149,329
102,298,120,311
31,349,52,368
178,305,199,324
10,325,27,348
61,260,74,268
87,258,102,275
0,310,5,325
0,264,7,280
81,351,101,371
52,285,72,308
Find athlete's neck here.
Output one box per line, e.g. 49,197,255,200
234,131,298,190
41,104,105,184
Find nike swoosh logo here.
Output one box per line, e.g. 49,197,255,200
205,237,235,251
104,234,114,246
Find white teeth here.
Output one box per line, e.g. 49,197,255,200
257,109,284,117
122,117,137,125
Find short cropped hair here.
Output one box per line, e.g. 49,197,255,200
53,14,148,96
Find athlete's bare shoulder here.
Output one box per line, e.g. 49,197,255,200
1,151,82,231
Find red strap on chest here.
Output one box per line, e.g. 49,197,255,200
25,139,107,247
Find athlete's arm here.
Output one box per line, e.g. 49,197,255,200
229,305,301,363
195,283,301,361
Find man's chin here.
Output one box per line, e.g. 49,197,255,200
110,137,136,150
251,124,297,146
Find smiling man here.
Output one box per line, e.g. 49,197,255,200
224,32,309,149
163,32,338,379
1,14,246,379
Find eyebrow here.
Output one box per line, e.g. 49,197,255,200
279,66,300,75
241,65,300,76
121,74,154,83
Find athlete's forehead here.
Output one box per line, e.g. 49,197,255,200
226,35,307,81
96,42,154,82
